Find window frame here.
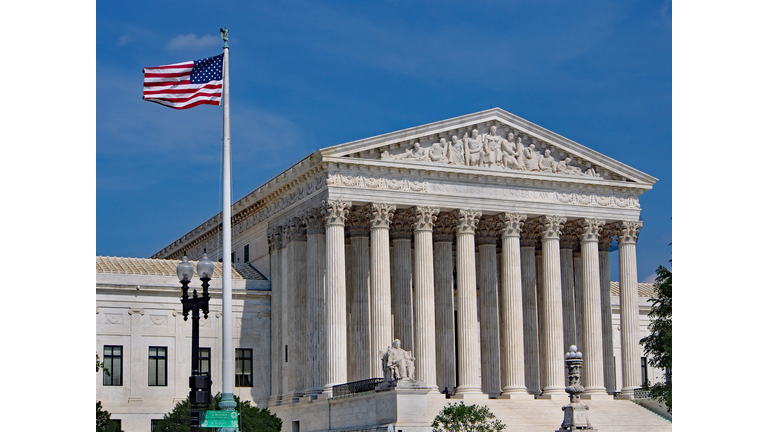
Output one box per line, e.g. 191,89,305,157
199,347,211,375
235,348,253,387
102,345,123,386
148,346,168,386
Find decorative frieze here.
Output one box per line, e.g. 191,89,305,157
327,173,428,193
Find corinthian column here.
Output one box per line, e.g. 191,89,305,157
303,207,326,397
367,202,396,375
347,209,371,381
617,220,643,398
520,224,540,395
539,215,568,399
285,216,307,402
412,206,440,389
573,249,584,356
391,211,414,352
279,223,291,403
433,214,456,392
477,216,501,397
322,200,350,393
498,213,530,398
599,226,617,395
579,218,610,399
267,227,283,406
453,209,483,395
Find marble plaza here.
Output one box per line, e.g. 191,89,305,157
97,108,670,431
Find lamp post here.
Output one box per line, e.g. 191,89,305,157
177,252,214,432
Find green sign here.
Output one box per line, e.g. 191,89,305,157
200,410,239,428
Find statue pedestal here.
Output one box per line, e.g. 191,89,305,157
557,403,596,431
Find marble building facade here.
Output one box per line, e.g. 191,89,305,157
146,108,661,430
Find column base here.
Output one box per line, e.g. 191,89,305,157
617,387,637,400
267,395,282,407
537,387,569,400
450,392,490,402
581,389,614,401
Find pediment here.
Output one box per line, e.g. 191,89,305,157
319,108,656,185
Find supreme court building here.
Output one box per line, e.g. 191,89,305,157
99,108,670,431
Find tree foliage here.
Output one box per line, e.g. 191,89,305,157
97,401,124,432
640,264,672,413
431,402,506,432
153,393,282,432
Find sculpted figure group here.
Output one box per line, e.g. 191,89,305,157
381,125,600,177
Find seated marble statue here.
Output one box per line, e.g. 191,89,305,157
382,339,415,381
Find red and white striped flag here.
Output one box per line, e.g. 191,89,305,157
143,54,223,109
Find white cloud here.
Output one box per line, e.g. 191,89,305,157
118,35,130,46
641,273,657,284
167,33,220,50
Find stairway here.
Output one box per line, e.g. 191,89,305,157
474,398,672,432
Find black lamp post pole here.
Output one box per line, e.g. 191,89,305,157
179,254,212,432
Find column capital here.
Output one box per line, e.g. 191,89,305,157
538,215,567,240
452,209,482,235
499,212,527,238
347,208,370,237
559,222,580,249
284,216,307,243
367,203,396,229
617,220,643,245
433,213,456,243
598,224,618,251
267,226,283,252
413,206,440,232
476,216,499,245
322,200,351,227
302,207,326,235
578,218,605,243
520,219,539,247
391,210,414,239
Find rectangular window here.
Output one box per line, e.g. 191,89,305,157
235,348,253,387
244,244,250,263
148,347,168,386
103,346,122,386
199,348,211,375
641,356,648,387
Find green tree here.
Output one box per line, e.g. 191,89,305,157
431,402,506,432
153,393,282,432
97,401,124,432
640,264,672,413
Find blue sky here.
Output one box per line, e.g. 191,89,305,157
97,0,672,282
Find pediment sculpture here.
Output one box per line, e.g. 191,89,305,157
380,124,601,178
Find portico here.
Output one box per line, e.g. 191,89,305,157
151,108,658,428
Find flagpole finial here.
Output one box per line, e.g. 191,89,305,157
220,27,229,48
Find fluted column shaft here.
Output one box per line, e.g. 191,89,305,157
499,213,529,397
304,208,326,396
323,200,350,393
279,228,291,402
267,229,283,406
520,239,539,395
539,216,567,398
478,238,501,397
599,236,616,395
368,203,396,375
285,218,307,401
573,252,584,355
412,206,439,389
454,210,483,394
580,219,607,397
433,214,456,392
560,246,576,350
392,237,414,351
350,230,371,381
618,221,643,398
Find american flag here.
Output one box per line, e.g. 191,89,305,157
143,54,223,109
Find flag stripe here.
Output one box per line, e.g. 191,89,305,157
143,54,223,110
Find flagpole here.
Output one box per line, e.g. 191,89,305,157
218,27,237,425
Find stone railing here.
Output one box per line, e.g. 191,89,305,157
633,389,651,399
332,378,385,397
